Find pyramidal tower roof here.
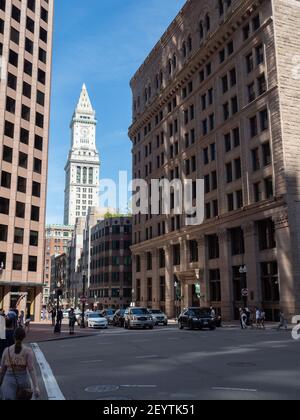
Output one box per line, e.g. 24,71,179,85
75,83,95,116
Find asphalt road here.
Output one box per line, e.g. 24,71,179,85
36,325,300,400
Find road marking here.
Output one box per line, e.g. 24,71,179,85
32,343,65,401
212,387,257,393
136,355,159,359
81,359,103,364
121,385,157,389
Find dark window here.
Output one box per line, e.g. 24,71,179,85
11,5,21,22
13,254,22,271
1,171,11,189
0,197,10,215
2,146,13,163
20,128,29,145
6,97,15,114
189,240,198,263
210,269,221,302
9,49,18,67
19,152,28,169
14,227,24,244
207,234,219,259
22,105,30,121
25,38,33,54
37,90,45,106
261,262,279,302
17,176,27,193
32,181,41,197
173,244,181,266
39,47,47,64
7,73,17,90
28,256,37,272
31,205,40,222
0,225,8,242
23,81,32,98
16,202,25,219
230,227,245,255
0,252,6,269
39,27,47,43
36,112,44,128
263,142,271,166
29,231,39,247
10,27,19,44
38,68,46,85
257,219,276,250
34,135,43,151
26,16,35,33
24,59,32,76
33,158,42,174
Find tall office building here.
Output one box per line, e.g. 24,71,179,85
129,0,300,321
0,0,54,320
64,84,100,226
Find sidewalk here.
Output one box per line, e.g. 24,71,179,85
24,322,97,343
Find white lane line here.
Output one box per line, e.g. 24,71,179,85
81,360,103,364
212,387,257,393
32,343,65,401
136,355,159,359
121,385,157,389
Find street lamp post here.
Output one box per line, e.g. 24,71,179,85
80,271,87,328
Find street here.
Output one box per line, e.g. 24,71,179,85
34,325,300,400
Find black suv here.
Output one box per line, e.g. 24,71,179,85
178,308,216,330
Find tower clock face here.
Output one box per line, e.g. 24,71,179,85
80,127,89,138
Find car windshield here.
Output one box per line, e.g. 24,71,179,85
131,308,149,315
89,313,101,319
106,310,115,315
150,310,163,314
190,309,211,318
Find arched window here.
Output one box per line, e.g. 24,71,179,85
199,22,204,40
89,168,93,185
187,35,192,52
205,14,210,32
160,70,164,86
172,54,177,70
168,59,172,75
76,167,81,183
83,167,87,184
182,41,187,58
156,74,160,89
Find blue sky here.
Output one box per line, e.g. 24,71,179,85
46,0,186,224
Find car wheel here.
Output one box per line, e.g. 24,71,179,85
178,322,184,330
149,326,154,330
128,321,132,330
124,322,128,329
210,326,216,331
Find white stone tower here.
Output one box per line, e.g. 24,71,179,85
64,84,100,226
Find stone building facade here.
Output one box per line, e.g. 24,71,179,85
0,0,54,320
129,0,300,321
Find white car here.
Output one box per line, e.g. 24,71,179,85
86,312,108,329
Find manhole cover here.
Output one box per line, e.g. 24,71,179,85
227,362,256,368
85,385,120,393
97,397,132,401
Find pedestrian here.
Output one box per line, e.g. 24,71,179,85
57,308,63,327
0,327,40,400
51,307,57,326
255,308,261,329
260,309,266,330
245,307,252,327
7,308,17,330
69,308,76,335
24,313,31,335
0,318,15,361
18,311,25,328
210,307,216,318
42,308,47,322
0,309,5,318
277,311,288,331
240,310,247,330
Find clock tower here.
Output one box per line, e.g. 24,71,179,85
64,84,100,226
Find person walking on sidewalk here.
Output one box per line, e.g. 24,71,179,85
255,308,261,329
69,308,76,335
240,309,248,330
277,311,288,331
0,318,15,362
18,311,25,328
51,308,56,327
260,309,266,330
0,327,40,400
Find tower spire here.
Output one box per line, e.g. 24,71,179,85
75,83,94,115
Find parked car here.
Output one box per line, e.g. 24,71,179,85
178,308,216,330
124,307,154,330
100,309,116,325
112,309,126,327
148,309,168,326
85,312,108,329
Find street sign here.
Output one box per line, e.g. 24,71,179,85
241,288,249,297
195,283,201,299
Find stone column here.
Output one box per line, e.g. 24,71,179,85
140,252,147,306
180,238,188,273
34,288,42,322
218,229,233,320
152,249,160,310
164,245,175,318
243,221,260,308
197,235,208,307
274,211,296,318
